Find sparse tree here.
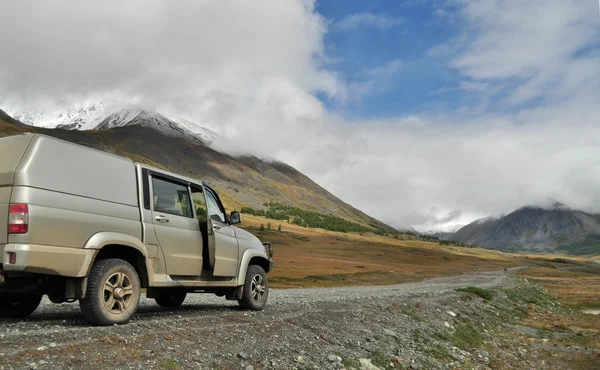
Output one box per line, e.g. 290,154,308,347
260,224,265,231
278,224,282,231
267,222,271,230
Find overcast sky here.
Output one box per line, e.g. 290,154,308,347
1,0,599,231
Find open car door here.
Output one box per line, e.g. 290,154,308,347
202,186,239,277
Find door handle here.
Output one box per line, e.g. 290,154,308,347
213,225,221,231
155,215,169,222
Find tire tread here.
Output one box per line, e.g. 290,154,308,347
80,258,140,326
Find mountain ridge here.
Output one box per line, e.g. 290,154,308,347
7,104,218,144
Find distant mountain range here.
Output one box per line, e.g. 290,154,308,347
446,201,600,255
0,107,395,234
422,224,465,240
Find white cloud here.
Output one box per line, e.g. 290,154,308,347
0,0,341,109
334,12,404,31
1,0,599,232
446,0,600,105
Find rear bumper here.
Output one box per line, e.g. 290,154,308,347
2,244,96,277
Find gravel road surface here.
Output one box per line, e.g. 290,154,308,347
0,268,523,370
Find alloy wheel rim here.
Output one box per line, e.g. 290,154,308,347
251,274,266,303
103,272,134,314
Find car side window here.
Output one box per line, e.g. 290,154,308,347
205,189,226,223
151,177,192,218
191,188,207,222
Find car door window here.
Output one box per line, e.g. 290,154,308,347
191,188,207,221
151,177,192,218
205,189,226,223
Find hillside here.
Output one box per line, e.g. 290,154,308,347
451,202,600,254
0,109,394,232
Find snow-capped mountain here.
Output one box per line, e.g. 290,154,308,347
10,102,110,130
173,117,218,144
7,104,217,144
473,213,506,225
422,224,465,235
95,109,217,144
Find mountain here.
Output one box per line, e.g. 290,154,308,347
0,108,395,233
95,109,217,144
393,224,420,234
422,224,465,240
7,104,217,144
10,102,109,130
451,202,600,254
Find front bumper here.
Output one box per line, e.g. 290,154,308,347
2,244,96,277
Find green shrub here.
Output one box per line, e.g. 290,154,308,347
457,286,493,301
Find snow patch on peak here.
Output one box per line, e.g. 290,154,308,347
95,108,153,130
10,101,114,130
172,117,218,144
474,213,505,224
8,103,219,145
421,223,465,235
95,108,218,144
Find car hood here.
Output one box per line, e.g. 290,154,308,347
233,227,263,247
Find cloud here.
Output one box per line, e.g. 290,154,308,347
0,0,341,109
334,12,404,31
1,0,599,232
439,0,600,106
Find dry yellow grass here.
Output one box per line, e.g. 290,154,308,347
519,266,600,308
238,214,541,288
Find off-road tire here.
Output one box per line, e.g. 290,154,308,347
154,290,187,308
80,258,141,326
0,293,42,318
238,265,268,310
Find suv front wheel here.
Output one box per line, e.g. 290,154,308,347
80,258,141,326
238,265,268,310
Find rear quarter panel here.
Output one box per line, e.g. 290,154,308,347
8,135,142,248
9,186,142,247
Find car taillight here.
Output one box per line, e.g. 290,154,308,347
8,204,28,234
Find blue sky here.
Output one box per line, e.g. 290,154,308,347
316,0,464,119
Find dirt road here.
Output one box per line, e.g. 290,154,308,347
0,268,554,370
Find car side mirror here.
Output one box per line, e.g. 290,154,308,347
229,211,242,225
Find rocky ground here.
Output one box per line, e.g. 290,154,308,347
0,268,598,370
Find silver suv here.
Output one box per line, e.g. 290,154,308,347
0,133,273,325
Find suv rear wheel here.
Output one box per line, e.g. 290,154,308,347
0,293,42,318
155,290,187,308
80,258,141,326
238,265,268,310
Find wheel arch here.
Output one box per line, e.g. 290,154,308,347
237,250,271,285
84,233,150,288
